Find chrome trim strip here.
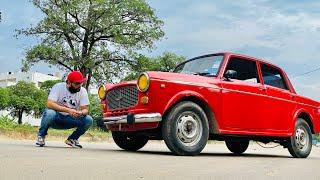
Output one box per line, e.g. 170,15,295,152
152,78,221,89
103,113,162,125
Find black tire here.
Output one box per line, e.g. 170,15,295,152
225,139,249,155
162,101,209,156
287,118,312,158
112,131,148,151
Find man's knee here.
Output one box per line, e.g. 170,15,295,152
39,109,58,134
83,115,93,127
43,108,57,118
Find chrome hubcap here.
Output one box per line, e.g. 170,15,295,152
176,112,203,146
295,127,309,151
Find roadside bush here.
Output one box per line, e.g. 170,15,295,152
89,94,108,132
0,115,36,133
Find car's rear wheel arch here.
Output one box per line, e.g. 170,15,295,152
297,112,314,134
162,96,218,134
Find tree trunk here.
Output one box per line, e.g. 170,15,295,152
85,69,92,91
79,67,90,91
18,110,23,124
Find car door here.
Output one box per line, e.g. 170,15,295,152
260,63,297,131
221,57,268,131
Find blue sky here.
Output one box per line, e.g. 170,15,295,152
1,0,320,100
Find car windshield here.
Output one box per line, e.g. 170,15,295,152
173,55,224,77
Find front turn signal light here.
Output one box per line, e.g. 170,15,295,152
98,85,106,99
140,96,149,104
137,73,150,92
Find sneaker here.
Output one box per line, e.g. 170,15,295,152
65,139,83,148
36,136,45,147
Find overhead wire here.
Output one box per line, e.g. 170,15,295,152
291,66,320,79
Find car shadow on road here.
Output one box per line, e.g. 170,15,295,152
111,149,291,159
24,143,311,159
199,152,290,158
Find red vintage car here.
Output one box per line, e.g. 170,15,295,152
98,52,320,158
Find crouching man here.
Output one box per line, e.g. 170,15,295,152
36,71,93,148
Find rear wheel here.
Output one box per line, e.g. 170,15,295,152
112,131,148,151
162,101,209,156
225,139,249,155
287,118,312,158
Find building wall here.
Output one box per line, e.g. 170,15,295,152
0,71,60,88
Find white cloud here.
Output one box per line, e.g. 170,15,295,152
153,0,320,100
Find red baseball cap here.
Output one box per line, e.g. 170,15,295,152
67,71,87,83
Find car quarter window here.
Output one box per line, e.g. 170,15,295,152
260,64,288,90
224,57,260,84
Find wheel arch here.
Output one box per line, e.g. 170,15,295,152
162,91,219,134
294,110,314,134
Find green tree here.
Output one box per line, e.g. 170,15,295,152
0,87,10,110
17,0,164,90
40,79,63,93
124,52,185,81
88,94,106,130
7,81,48,124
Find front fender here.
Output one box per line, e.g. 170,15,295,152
162,90,210,115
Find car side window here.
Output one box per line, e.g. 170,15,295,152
224,58,260,84
261,64,288,90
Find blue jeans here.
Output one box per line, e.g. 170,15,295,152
38,108,93,140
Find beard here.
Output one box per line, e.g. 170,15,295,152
68,86,81,94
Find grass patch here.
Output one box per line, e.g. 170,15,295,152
0,115,111,142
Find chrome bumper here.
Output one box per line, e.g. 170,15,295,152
103,113,162,125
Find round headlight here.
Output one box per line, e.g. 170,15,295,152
137,73,150,92
98,85,106,99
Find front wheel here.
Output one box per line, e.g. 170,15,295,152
112,131,148,151
162,101,209,156
225,139,249,155
287,118,312,158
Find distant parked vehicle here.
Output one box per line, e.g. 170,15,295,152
98,52,320,158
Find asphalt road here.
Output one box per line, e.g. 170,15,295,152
0,139,320,180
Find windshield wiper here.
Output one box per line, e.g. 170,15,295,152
193,72,216,77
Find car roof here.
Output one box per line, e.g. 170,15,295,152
182,52,296,93
222,52,280,69
187,52,280,69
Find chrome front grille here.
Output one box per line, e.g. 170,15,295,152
106,85,138,110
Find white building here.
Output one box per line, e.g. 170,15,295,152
0,71,62,126
0,71,61,88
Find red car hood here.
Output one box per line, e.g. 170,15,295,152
104,71,220,90
147,71,220,85
104,80,136,90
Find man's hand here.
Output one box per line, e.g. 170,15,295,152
46,100,88,119
68,109,83,118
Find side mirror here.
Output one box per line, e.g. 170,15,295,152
224,70,237,81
